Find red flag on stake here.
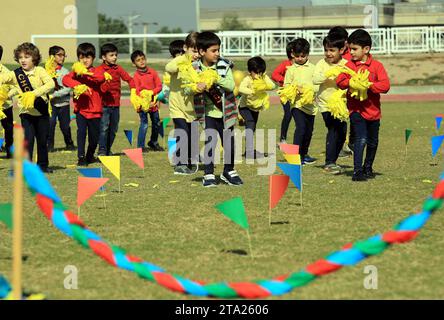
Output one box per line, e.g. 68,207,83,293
123,148,144,169
269,175,290,210
279,143,299,155
77,177,109,207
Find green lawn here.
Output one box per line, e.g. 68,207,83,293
1,101,444,299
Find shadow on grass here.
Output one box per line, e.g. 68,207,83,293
270,221,290,225
221,249,248,256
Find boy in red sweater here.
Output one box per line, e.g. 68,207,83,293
130,50,163,151
96,43,135,156
272,40,298,143
336,29,390,181
62,43,106,166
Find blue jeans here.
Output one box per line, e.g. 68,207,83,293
350,112,380,173
99,107,120,155
137,110,160,148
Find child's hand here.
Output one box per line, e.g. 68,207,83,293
196,82,206,93
72,62,93,77
18,92,36,109
73,84,91,99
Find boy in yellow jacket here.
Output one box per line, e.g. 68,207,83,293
0,43,55,172
238,56,275,159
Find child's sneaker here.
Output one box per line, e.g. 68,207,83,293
323,163,341,174
77,157,88,167
364,167,376,179
220,170,243,186
352,170,367,182
148,141,164,152
302,155,317,165
202,174,217,187
188,163,199,174
174,165,193,175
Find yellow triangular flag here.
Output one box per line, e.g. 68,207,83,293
99,156,121,180
284,153,301,165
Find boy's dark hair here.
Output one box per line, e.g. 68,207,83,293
328,26,348,41
0,45,3,61
77,43,96,59
130,50,145,63
101,43,118,57
169,40,185,57
49,45,65,56
292,38,310,55
196,31,221,52
323,33,346,50
185,32,199,49
14,42,41,65
286,40,297,60
348,29,372,48
247,56,266,74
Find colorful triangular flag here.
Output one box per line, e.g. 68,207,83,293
284,153,301,165
124,130,133,146
405,129,412,145
277,162,302,191
123,148,144,169
77,167,105,191
279,143,299,155
0,203,13,230
77,177,109,207
98,156,121,180
0,138,4,149
168,137,177,160
23,161,61,202
436,116,443,130
215,197,249,230
269,175,289,210
162,117,171,132
431,135,444,157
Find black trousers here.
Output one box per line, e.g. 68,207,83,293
20,113,50,169
239,107,259,155
280,102,292,141
48,105,73,148
292,108,315,159
173,118,193,166
322,112,347,165
204,116,234,175
1,107,13,154
76,113,100,160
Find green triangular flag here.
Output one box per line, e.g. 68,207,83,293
215,197,249,230
162,117,171,131
405,129,412,144
0,203,13,230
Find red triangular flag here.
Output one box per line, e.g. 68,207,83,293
269,175,290,210
77,177,109,207
123,148,144,169
279,143,299,155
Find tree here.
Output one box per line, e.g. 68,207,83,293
218,13,251,31
98,13,129,53
157,26,183,47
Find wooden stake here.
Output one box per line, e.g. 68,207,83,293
12,126,24,300
246,229,254,259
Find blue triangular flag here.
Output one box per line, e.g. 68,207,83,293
168,137,176,160
124,130,133,146
436,116,443,130
431,135,444,157
277,163,302,191
77,167,105,191
23,161,61,202
0,138,4,149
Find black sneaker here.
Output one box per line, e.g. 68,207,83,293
148,142,164,152
364,167,376,179
41,167,53,174
97,151,107,157
302,155,317,165
77,157,88,166
86,156,99,164
352,171,367,182
188,163,199,174
66,143,76,151
220,170,243,186
202,174,217,187
174,165,193,175
48,146,55,153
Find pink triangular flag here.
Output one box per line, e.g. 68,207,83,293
123,148,144,169
269,175,290,210
279,143,299,155
77,177,109,207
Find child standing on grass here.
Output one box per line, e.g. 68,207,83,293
165,32,200,175
313,34,348,174
47,45,75,152
0,43,55,172
62,43,106,166
272,40,298,144
336,29,390,181
130,50,163,152
96,43,136,156
194,31,243,187
0,45,15,159
239,56,275,159
282,38,317,165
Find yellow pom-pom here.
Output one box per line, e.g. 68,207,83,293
252,76,270,93
18,92,36,109
45,55,58,78
200,69,219,90
104,72,113,81
327,89,348,121
72,62,93,77
0,86,8,109
163,72,171,86
233,70,245,87
299,85,315,106
73,84,90,99
0,109,6,120
277,83,298,105
140,89,154,112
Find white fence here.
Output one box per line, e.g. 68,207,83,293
31,26,444,57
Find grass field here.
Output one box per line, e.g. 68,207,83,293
1,101,444,300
